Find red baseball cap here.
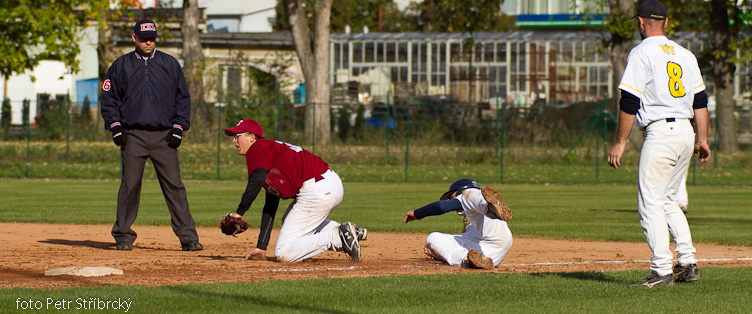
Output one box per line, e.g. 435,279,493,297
225,119,263,138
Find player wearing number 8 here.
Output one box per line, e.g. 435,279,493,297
223,119,364,263
607,0,710,287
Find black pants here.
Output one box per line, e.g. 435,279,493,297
111,129,199,246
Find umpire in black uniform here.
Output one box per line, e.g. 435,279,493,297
101,19,203,251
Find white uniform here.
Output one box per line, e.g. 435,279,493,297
619,35,703,276
275,169,344,262
424,189,513,267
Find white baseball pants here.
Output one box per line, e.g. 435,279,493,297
638,119,697,275
274,169,345,262
424,221,513,267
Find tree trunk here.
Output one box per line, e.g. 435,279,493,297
608,0,640,145
96,13,112,133
181,0,207,140
285,0,333,145
710,0,738,152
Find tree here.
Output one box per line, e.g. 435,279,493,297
0,0,87,97
663,0,744,152
21,99,29,128
274,0,417,33
37,97,67,140
80,95,92,126
181,0,210,141
283,0,334,145
708,0,738,152
605,0,635,114
1,98,10,137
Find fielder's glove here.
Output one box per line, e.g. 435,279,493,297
166,126,183,148
220,212,249,236
111,124,126,146
481,186,513,221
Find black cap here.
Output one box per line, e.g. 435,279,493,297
632,0,667,20
133,18,159,38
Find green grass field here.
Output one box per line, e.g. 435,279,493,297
0,178,751,313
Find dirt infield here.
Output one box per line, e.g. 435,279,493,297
1,223,750,290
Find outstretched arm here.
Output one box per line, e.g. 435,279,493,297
403,199,462,223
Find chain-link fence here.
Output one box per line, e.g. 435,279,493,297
0,96,744,185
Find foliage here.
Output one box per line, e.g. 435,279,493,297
35,97,67,140
409,0,504,33
79,95,92,126
0,0,87,79
20,99,29,128
1,98,10,137
217,51,297,136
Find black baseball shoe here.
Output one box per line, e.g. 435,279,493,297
355,226,368,241
115,242,132,251
181,241,204,251
673,263,700,283
339,222,361,262
631,271,674,287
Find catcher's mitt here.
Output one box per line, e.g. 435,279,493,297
220,212,249,236
481,186,513,221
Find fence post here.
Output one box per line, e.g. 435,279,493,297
65,92,71,158
386,91,391,160
595,97,602,183
216,103,225,180
25,119,30,179
499,96,505,183
404,103,410,182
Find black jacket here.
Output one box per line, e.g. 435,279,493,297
101,49,191,131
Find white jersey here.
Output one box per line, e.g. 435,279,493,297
424,188,513,267
618,36,705,127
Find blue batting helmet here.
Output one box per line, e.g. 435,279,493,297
440,178,480,200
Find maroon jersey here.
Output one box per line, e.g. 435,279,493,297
245,139,329,199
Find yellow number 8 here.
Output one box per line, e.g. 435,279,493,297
667,62,686,98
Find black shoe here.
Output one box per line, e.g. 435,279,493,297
355,226,368,241
673,263,700,282
338,222,361,262
631,271,674,287
182,241,204,251
115,242,132,251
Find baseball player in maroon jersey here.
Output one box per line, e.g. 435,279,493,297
607,0,710,287
224,119,365,262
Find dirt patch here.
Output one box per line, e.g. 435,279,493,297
1,223,750,290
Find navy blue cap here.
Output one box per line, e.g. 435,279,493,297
134,18,159,38
632,0,667,20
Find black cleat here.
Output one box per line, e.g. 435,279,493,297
673,263,700,283
631,271,674,287
115,242,132,251
339,222,361,262
182,241,204,251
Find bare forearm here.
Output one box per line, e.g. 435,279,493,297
693,108,709,144
614,111,636,145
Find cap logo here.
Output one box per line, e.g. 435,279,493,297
236,120,243,127
140,23,156,32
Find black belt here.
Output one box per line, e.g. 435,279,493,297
666,118,675,122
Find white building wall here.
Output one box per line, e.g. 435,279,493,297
1,26,97,125
239,6,275,32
